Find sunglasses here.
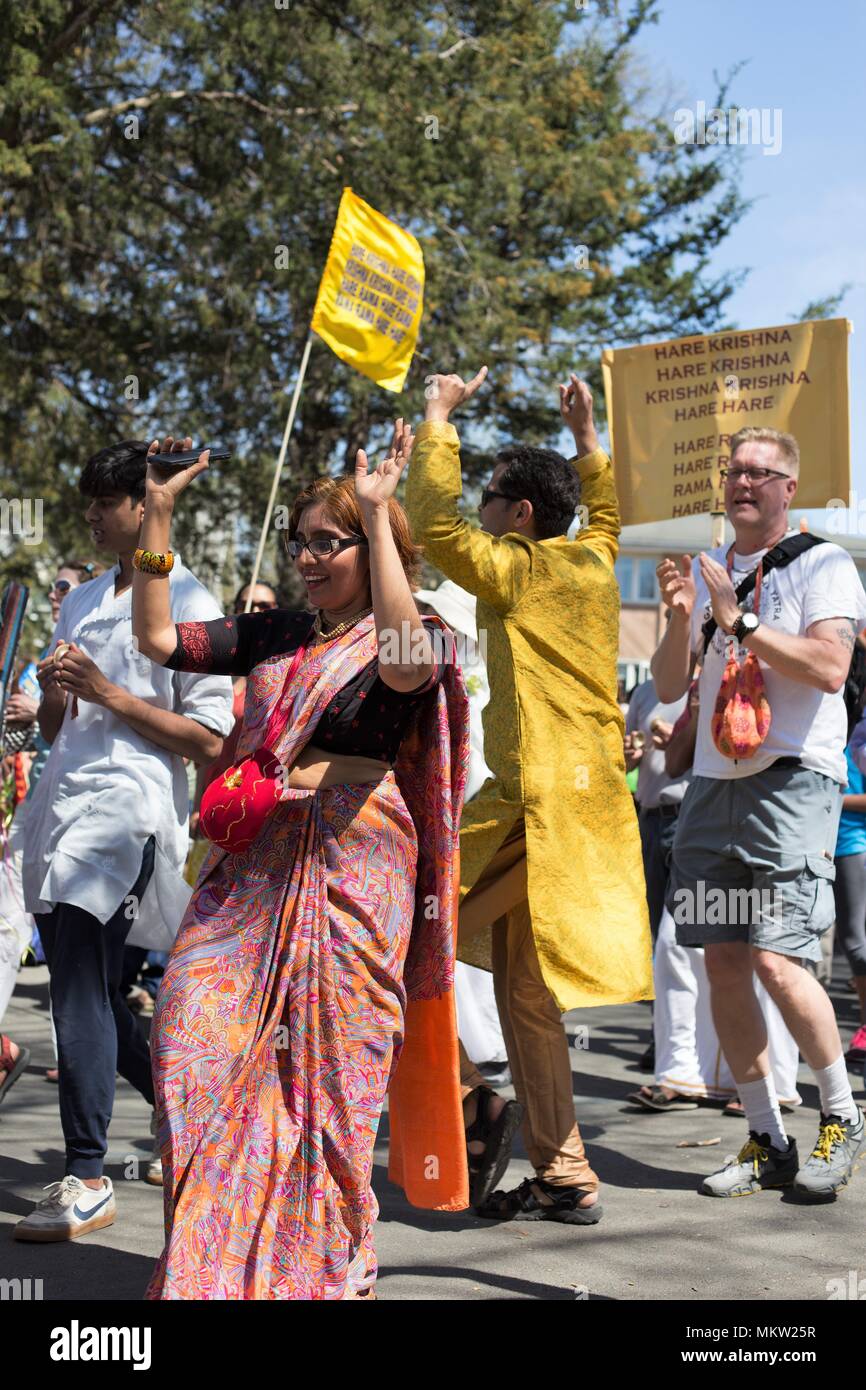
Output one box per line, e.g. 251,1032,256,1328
48,579,73,597
284,536,369,560
480,487,521,509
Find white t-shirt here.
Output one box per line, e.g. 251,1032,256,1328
690,539,866,785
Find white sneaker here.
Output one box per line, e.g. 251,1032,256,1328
13,1175,115,1242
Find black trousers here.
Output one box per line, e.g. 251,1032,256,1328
35,836,157,1178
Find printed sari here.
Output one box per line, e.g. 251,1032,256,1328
146,614,470,1300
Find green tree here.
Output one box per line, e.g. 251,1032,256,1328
0,0,747,647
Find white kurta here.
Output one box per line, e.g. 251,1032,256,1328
21,558,234,950
653,910,801,1104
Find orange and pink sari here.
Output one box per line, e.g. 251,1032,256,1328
146,615,470,1300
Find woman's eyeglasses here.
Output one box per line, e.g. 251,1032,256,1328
480,487,521,509
719,466,791,485
48,579,73,598
285,536,369,560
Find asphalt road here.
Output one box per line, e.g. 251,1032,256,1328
1,963,863,1302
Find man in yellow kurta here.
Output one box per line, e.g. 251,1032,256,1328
406,368,652,1224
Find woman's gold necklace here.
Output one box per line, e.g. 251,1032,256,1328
312,605,373,644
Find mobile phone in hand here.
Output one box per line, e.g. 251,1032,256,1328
148,445,232,468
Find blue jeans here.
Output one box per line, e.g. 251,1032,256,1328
35,836,156,1178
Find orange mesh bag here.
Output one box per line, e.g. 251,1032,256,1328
711,650,771,758
710,551,771,760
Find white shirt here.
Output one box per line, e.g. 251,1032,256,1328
690,539,866,785
21,557,235,949
625,679,689,808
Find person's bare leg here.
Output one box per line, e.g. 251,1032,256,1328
704,942,770,1081
751,948,846,1071
854,976,866,1027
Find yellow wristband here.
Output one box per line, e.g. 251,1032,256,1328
133,547,174,575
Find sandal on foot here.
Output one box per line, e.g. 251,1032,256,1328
625,1086,698,1112
725,1098,797,1117
0,1035,30,1105
466,1086,524,1209
477,1176,603,1225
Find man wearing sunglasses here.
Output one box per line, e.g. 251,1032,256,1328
406,368,652,1225
653,426,866,1202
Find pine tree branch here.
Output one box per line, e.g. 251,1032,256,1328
80,91,358,126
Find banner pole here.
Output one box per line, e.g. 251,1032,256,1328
244,332,315,612
710,509,726,550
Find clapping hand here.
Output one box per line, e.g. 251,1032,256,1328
657,556,697,619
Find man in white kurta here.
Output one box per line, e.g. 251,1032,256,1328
15,439,233,1242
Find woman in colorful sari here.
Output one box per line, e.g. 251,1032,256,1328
132,422,470,1300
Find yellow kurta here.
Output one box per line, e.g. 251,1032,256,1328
406,421,652,1012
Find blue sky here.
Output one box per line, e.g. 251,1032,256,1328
630,0,865,506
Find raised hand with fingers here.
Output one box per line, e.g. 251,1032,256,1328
656,555,697,618
558,373,599,456
354,418,416,520
424,366,488,422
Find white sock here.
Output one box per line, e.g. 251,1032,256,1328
814,1055,859,1123
738,1075,787,1149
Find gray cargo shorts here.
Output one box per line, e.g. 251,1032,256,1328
666,762,842,961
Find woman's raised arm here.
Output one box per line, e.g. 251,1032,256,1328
132,436,211,664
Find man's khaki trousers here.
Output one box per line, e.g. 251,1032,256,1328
458,819,599,1192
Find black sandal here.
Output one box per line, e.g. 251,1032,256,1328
477,1175,603,1225
465,1086,524,1208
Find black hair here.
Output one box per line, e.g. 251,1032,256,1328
233,580,278,612
78,440,150,504
494,445,582,540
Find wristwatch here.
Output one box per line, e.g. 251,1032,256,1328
730,610,760,643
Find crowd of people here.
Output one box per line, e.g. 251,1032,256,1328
0,370,863,1298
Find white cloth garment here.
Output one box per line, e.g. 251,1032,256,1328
416,581,504,1063
0,808,37,1025
21,558,234,951
653,909,801,1104
690,539,866,784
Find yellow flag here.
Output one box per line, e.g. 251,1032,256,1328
311,188,424,392
601,317,851,526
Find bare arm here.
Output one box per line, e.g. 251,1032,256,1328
355,421,437,694
53,644,223,763
665,709,698,780
842,792,866,813
698,549,855,694
131,436,211,664
739,617,854,695
101,687,223,762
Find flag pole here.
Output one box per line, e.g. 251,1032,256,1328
244,332,315,612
